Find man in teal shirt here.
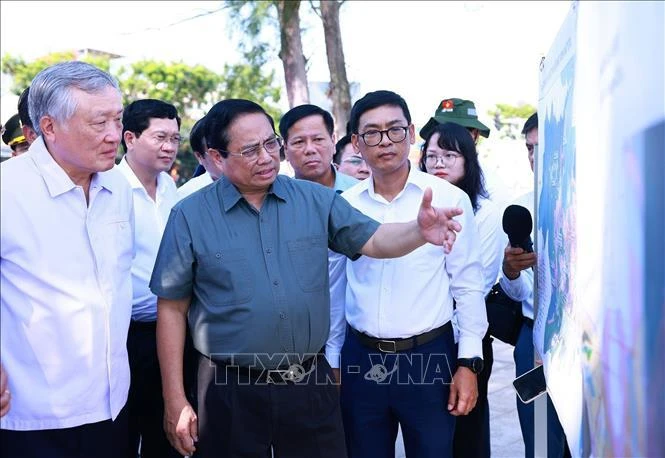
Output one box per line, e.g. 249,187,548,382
150,98,465,458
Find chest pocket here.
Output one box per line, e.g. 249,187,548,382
287,235,328,292
100,219,133,274
198,248,254,306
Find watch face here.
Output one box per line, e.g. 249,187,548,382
472,358,484,374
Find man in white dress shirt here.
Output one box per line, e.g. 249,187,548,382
0,61,134,457
117,99,183,458
328,90,488,457
177,115,223,200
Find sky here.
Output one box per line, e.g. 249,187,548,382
0,0,572,128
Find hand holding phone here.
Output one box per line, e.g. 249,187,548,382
513,364,547,404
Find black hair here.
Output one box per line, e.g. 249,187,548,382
204,99,275,158
522,112,538,135
278,104,334,142
419,122,488,213
121,99,181,153
18,87,32,129
333,134,352,165
189,116,207,156
349,90,411,134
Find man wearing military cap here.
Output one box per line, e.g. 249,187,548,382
420,98,491,143
2,114,30,157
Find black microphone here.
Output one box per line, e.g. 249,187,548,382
502,205,534,253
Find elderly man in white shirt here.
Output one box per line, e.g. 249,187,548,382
328,90,488,458
177,115,223,200
116,98,184,458
0,61,134,458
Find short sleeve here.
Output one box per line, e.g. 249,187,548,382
149,206,195,299
327,193,380,260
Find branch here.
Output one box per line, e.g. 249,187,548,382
308,0,322,18
119,7,225,36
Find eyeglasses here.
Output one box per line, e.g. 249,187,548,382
342,156,366,166
424,152,462,167
358,126,408,147
219,136,283,161
149,133,182,147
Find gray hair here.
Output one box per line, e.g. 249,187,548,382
28,61,120,136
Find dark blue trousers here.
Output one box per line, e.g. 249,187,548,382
340,326,457,458
514,321,570,458
453,334,494,458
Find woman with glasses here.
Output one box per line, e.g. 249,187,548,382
419,121,504,458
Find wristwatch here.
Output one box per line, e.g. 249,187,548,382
457,357,484,374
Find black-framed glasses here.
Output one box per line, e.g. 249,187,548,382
217,136,283,161
358,126,408,147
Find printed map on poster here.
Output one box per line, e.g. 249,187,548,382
535,2,584,454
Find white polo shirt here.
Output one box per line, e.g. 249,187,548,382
116,157,178,322
328,167,488,364
0,137,134,431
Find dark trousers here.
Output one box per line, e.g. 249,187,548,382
0,405,129,458
514,321,570,458
340,326,457,458
126,320,187,458
196,352,346,458
453,334,494,458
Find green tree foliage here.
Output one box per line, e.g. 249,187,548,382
1,51,283,180
488,103,537,120
488,103,537,139
116,60,222,117
2,51,282,120
1,51,111,95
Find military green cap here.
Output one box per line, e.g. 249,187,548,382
419,98,490,139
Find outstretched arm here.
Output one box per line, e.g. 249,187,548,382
360,187,463,258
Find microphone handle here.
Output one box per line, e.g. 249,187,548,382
518,237,534,253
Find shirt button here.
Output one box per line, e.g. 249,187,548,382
215,253,221,259
266,248,272,254
280,312,287,319
273,280,279,286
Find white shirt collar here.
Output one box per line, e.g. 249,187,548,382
30,136,121,197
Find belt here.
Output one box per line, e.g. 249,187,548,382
350,321,452,353
209,354,319,384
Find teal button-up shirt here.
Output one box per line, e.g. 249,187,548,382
150,175,379,368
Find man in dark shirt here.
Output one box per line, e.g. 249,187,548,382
150,98,465,458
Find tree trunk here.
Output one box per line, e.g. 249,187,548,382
320,0,351,138
275,0,309,107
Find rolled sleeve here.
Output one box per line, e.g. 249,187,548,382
149,206,195,300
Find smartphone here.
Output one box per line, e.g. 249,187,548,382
513,364,547,404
